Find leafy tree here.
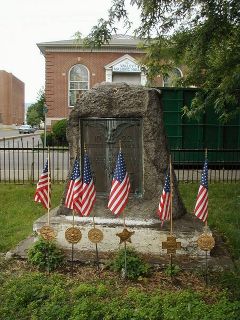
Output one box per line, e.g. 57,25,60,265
84,0,240,122
26,89,45,126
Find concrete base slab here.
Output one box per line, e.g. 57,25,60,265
29,207,233,270
6,207,234,271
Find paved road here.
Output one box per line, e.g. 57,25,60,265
0,129,42,148
0,128,69,182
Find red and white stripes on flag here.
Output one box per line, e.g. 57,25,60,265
34,159,51,209
108,151,130,216
81,153,96,216
194,159,208,222
157,173,171,222
65,159,82,213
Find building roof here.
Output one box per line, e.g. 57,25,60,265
37,34,147,55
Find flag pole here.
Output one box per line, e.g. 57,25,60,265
47,146,51,275
204,148,208,228
71,209,75,277
204,147,208,285
170,154,173,235
92,214,100,271
84,143,98,270
169,154,173,277
47,146,50,226
120,139,127,279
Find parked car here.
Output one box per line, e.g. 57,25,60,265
19,125,36,134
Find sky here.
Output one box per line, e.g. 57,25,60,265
0,0,138,103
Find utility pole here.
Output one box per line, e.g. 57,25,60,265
43,104,48,148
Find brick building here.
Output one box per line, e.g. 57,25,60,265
37,35,183,126
0,70,25,125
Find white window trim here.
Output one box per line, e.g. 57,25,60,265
68,64,90,107
162,67,183,87
105,54,147,86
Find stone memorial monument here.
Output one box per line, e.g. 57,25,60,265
34,83,204,261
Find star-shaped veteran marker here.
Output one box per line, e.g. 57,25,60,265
116,228,135,244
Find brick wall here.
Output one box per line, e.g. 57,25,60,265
45,51,145,120
0,71,24,125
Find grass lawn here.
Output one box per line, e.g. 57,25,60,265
0,182,239,260
0,182,240,319
179,182,240,260
0,183,65,252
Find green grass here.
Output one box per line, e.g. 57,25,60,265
0,183,64,252
0,183,239,260
179,182,240,260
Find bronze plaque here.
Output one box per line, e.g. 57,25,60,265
88,228,104,244
39,225,56,241
80,118,142,195
65,227,82,244
197,233,215,251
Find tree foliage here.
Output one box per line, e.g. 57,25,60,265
26,89,45,126
85,0,240,122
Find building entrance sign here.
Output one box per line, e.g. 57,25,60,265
112,59,141,73
80,118,142,195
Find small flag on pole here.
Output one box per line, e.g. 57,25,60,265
34,159,51,209
108,151,130,216
65,158,82,213
194,159,208,222
81,152,96,216
157,173,171,223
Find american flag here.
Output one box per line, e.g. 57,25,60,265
194,159,208,222
81,153,96,216
157,173,171,222
34,159,51,209
108,151,130,216
65,158,82,213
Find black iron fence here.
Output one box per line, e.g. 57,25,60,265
172,149,240,183
0,137,239,183
0,137,69,184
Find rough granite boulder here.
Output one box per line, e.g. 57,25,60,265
57,82,186,219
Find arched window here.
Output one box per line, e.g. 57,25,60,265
69,64,89,106
163,68,182,87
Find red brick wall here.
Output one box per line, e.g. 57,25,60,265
0,71,24,125
45,51,145,119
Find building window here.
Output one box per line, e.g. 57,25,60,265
163,68,182,87
69,64,89,106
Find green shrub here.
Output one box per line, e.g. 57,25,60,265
40,132,56,146
27,237,64,272
164,263,181,277
110,247,151,280
52,119,68,145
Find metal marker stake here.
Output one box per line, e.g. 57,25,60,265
93,215,100,271
71,210,75,277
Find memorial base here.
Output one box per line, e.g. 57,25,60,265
33,207,213,264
